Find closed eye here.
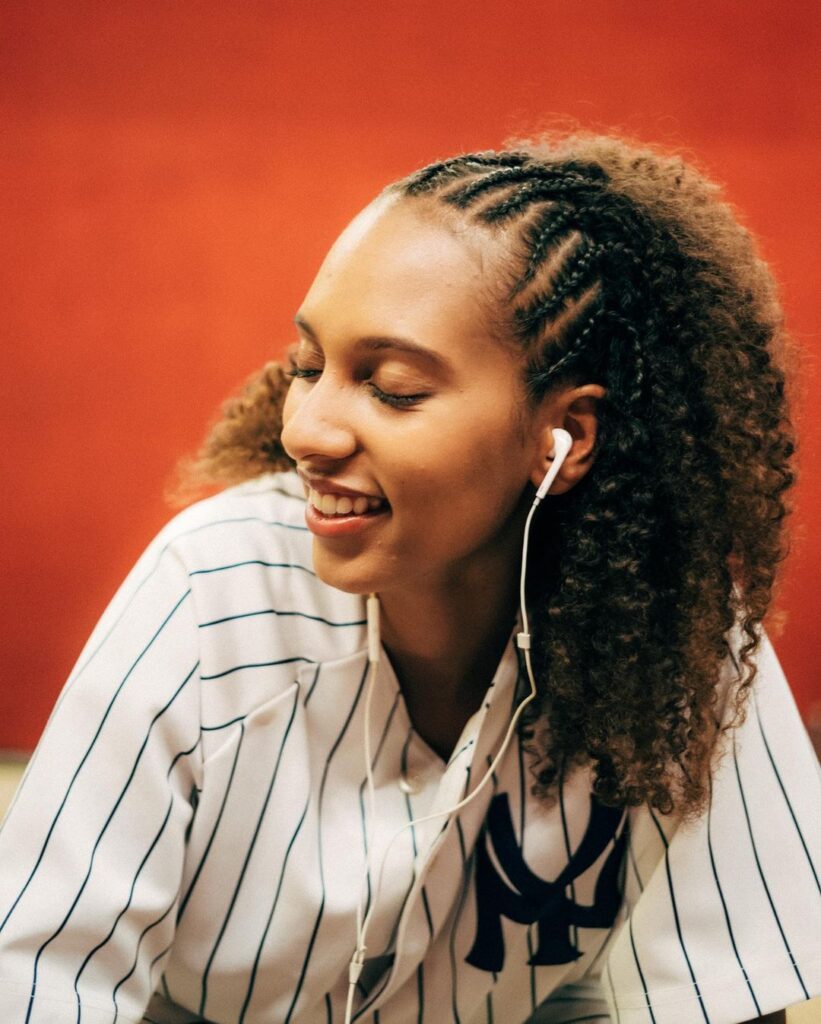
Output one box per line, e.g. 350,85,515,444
285,364,429,409
366,383,429,408
285,365,320,380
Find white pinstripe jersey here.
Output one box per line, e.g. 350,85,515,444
0,470,818,1024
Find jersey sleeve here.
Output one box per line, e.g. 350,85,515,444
601,626,821,1024
0,530,203,1024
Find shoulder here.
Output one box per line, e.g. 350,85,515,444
604,621,821,1023
715,620,811,762
153,468,367,661
155,472,369,745
145,470,317,605
154,470,311,564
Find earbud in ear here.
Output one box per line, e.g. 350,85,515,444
549,427,572,461
534,428,573,502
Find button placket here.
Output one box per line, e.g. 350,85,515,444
360,627,525,1015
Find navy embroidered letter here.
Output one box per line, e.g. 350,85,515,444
466,793,626,972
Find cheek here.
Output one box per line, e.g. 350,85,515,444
388,418,527,532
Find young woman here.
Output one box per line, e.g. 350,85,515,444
0,134,818,1024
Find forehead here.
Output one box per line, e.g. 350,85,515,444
298,194,503,348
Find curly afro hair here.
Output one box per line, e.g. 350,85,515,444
169,132,800,820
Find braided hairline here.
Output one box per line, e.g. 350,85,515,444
397,149,660,406
403,152,608,210
443,165,608,210
402,151,529,194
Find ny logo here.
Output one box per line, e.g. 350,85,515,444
466,792,626,972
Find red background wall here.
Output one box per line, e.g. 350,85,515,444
2,1,819,752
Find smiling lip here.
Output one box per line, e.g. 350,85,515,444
305,501,390,538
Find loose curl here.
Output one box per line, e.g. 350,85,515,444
168,133,800,820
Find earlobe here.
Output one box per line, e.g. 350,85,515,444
530,428,573,500
530,445,575,496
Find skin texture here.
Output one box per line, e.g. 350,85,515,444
280,194,603,757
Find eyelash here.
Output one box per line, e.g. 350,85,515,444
285,365,428,409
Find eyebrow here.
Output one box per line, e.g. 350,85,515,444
293,314,453,377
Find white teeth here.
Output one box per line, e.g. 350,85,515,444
309,488,384,517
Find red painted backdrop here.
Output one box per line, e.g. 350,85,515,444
2,2,819,751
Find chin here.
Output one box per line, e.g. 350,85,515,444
311,543,381,597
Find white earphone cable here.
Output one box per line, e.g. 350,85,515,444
344,430,572,1023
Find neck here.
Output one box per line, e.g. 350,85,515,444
374,515,528,758
379,576,520,691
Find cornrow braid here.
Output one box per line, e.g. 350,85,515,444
522,302,606,399
402,151,528,195
514,239,606,338
512,204,578,291
385,138,796,818
401,156,658,397
442,164,607,211
481,187,570,225
442,164,542,206
605,310,646,408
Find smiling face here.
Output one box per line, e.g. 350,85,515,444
280,193,547,598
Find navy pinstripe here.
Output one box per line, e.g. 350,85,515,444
25,660,200,1023
199,655,315,680
239,792,311,1023
732,732,809,1001
558,770,578,950
189,558,316,578
626,838,643,894
284,663,371,1023
648,808,709,1023
752,691,820,893
73,797,175,1020
627,916,654,1024
176,721,246,925
359,692,401,919
199,607,367,629
0,589,194,933
705,773,760,1017
113,896,176,1022
198,685,300,1018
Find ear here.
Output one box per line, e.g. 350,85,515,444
528,384,606,496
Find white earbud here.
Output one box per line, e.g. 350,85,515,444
535,427,573,501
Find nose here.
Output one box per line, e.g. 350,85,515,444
281,372,359,465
